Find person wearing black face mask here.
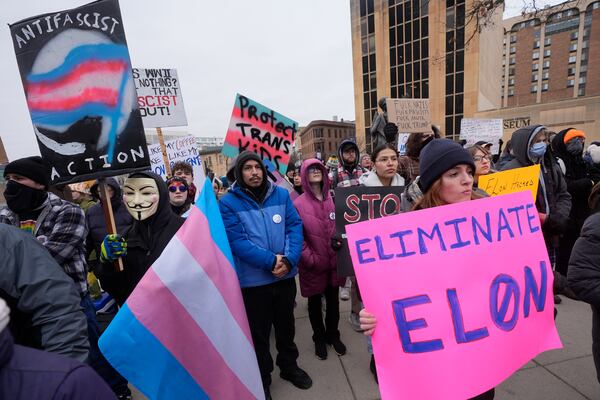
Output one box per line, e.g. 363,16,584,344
552,129,600,282
0,156,129,399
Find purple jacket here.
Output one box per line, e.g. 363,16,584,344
0,329,116,400
293,159,343,297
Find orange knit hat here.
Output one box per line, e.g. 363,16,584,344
564,129,586,143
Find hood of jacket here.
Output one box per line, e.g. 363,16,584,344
510,124,547,166
233,151,269,201
90,177,123,208
359,170,405,187
337,139,360,170
300,158,330,202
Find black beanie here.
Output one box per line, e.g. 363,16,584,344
3,156,50,189
418,139,476,193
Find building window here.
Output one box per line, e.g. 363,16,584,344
543,60,550,68
568,67,576,76
569,55,577,64
510,34,517,43
542,82,549,91
571,31,578,40
569,43,577,52
544,37,552,46
509,67,515,75
533,40,540,49
532,51,539,60
508,88,514,96
531,73,538,82
542,71,549,80
510,56,516,64
508,78,515,85
567,79,575,87
543,49,551,57
532,63,539,71
578,86,586,96
510,46,516,54
580,76,587,84
582,40,589,49
530,84,538,93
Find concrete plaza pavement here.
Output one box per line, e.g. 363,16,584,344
133,286,600,400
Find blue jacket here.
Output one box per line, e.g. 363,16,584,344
219,182,303,288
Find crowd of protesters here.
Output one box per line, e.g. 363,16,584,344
4,122,600,399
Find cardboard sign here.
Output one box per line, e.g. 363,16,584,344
346,192,562,400
334,185,404,277
9,0,150,185
386,99,431,133
478,165,540,201
460,118,504,154
133,68,187,128
263,159,299,202
223,93,297,175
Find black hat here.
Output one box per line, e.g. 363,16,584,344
475,140,493,148
3,156,49,189
419,139,476,193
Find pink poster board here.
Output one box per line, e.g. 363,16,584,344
346,191,562,400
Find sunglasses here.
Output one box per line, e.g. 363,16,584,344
168,185,188,193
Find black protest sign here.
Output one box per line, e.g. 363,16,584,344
335,185,404,277
10,0,150,185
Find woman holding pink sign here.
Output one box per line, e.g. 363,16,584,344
360,139,494,399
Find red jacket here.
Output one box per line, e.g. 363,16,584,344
293,159,343,297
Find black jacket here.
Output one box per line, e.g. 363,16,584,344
0,224,89,362
552,129,598,224
501,125,571,238
567,211,600,382
86,178,133,272
0,329,115,400
96,172,185,305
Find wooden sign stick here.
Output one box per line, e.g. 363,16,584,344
157,127,171,177
98,178,124,272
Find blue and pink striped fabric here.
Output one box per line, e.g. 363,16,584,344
99,178,264,399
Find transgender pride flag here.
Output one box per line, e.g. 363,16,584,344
99,178,264,399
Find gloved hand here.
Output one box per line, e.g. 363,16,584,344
100,234,127,263
331,233,343,251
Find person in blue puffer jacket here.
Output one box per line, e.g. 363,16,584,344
219,151,310,400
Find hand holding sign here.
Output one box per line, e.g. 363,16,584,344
346,192,561,400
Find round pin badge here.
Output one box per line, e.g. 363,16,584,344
272,214,282,224
329,212,335,220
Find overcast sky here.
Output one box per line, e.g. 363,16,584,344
0,0,564,160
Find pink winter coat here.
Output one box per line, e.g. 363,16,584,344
293,158,343,297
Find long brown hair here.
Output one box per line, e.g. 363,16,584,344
413,175,484,210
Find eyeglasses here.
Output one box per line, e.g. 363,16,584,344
168,185,188,193
473,155,492,163
307,167,321,174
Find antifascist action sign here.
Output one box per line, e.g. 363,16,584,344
334,186,404,277
133,68,187,128
9,0,149,185
222,93,297,175
346,192,562,400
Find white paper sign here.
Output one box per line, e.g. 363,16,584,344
147,136,205,186
397,133,410,156
133,68,187,128
459,118,503,154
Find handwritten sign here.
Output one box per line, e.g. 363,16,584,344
397,133,410,155
9,0,150,185
479,165,540,201
346,192,561,400
263,159,299,202
133,68,187,128
386,99,431,133
222,94,297,175
335,186,404,277
460,118,503,154
147,136,204,187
